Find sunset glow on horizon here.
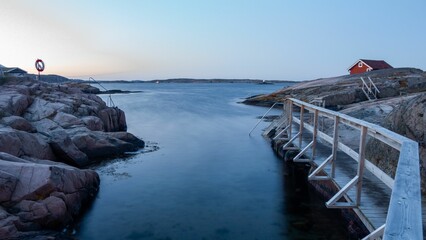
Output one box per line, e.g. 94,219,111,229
1,0,425,81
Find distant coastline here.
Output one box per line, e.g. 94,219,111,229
32,74,297,84
92,78,297,84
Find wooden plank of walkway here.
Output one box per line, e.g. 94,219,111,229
288,121,426,237
268,103,424,238
291,122,392,231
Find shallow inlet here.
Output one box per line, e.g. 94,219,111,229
74,83,351,240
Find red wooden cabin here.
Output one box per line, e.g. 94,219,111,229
348,59,393,75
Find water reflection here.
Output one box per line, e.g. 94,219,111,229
75,83,351,239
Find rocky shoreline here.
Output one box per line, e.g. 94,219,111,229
0,77,144,239
245,68,426,237
243,67,426,193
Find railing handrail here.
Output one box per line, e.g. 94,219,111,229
361,77,375,97
284,98,422,239
360,77,372,92
384,140,422,239
361,77,380,100
289,98,410,147
249,102,282,136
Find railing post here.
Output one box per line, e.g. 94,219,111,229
356,126,368,206
311,109,319,161
288,101,293,139
299,105,304,147
331,116,339,178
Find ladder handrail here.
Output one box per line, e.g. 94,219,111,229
249,102,282,136
367,76,380,94
360,77,379,100
89,77,116,107
360,77,373,94
361,88,371,101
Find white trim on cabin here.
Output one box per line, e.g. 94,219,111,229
347,59,373,72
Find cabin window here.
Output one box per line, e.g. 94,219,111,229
358,62,363,67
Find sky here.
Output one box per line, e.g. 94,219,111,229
1,0,425,81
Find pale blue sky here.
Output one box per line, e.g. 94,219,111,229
1,0,425,80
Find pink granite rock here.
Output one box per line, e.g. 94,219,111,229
0,156,99,233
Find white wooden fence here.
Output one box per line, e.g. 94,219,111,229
270,98,422,239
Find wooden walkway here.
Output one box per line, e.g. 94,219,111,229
262,98,423,239
292,121,391,231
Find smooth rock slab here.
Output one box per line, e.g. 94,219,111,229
52,112,83,129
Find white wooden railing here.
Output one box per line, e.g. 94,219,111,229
272,98,422,239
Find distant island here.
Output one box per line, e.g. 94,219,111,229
102,78,296,84
32,74,296,84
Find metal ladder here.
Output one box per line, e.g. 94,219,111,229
360,77,380,100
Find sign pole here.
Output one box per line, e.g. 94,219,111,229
35,59,45,81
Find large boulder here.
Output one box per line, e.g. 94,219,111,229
0,129,56,161
0,170,18,203
322,89,357,107
0,206,19,238
1,116,36,133
81,116,104,131
365,93,426,193
0,156,99,232
97,107,127,132
31,118,61,133
108,132,145,148
68,128,142,159
0,130,22,157
0,91,32,117
52,112,84,129
64,83,101,94
24,98,72,122
48,129,90,167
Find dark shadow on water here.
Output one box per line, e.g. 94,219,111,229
281,161,356,240
65,141,160,237
85,141,160,170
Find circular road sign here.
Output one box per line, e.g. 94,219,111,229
35,59,45,72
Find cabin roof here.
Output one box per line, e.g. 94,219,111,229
348,59,393,71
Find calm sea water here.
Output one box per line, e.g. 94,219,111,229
74,83,350,240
